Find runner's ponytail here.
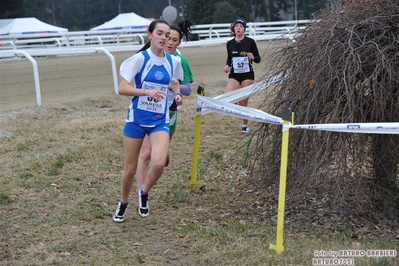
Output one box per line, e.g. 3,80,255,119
171,19,196,42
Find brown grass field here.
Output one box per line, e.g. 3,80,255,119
1,41,398,265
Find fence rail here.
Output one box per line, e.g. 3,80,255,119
0,20,311,107
0,20,310,51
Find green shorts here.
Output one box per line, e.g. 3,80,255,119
169,110,177,135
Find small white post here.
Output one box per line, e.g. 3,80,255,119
14,50,42,106
95,47,119,95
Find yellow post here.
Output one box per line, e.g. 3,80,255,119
190,85,206,190
270,106,291,255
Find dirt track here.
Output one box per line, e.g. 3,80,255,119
0,41,272,114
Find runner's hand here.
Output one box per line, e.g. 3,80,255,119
146,89,166,101
174,94,183,105
224,65,230,73
247,52,254,60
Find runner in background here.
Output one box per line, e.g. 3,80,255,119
164,19,195,165
224,18,261,134
135,19,195,194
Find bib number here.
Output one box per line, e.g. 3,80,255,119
138,82,167,114
233,57,250,73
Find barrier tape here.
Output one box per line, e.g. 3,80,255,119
196,74,399,134
198,72,287,116
197,94,399,135
290,123,399,134
197,96,283,125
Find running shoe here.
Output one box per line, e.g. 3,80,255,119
138,185,150,218
113,201,128,222
241,125,250,134
197,84,205,96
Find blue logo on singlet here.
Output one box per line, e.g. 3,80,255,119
155,71,164,80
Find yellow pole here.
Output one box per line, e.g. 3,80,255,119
190,85,206,190
270,106,291,254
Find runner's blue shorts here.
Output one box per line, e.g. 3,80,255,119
123,122,170,138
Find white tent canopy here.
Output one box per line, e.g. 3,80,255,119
0,17,68,36
90,13,152,31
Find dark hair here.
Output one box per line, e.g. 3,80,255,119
229,23,235,37
170,19,196,42
138,19,169,53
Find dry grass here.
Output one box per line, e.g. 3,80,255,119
1,39,397,265
1,91,398,265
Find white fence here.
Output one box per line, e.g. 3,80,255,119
0,31,146,50
0,20,311,107
0,20,310,50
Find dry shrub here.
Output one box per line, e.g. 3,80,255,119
244,0,399,225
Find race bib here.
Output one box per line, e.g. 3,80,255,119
232,57,250,73
137,82,168,114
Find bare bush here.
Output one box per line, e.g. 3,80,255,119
247,0,399,221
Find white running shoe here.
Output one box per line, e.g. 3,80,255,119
113,201,128,222
241,125,250,134
138,185,150,218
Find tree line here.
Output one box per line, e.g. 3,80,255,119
0,0,339,31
